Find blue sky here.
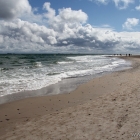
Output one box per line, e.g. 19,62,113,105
28,0,140,31
0,0,140,54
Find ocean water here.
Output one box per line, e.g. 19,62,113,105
0,54,131,97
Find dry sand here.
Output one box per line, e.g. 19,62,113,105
0,56,140,140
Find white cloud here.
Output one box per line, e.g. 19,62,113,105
19,2,88,26
0,1,140,54
0,0,31,19
91,0,134,9
43,2,56,19
47,7,88,33
122,18,139,30
113,0,134,9
58,8,88,24
135,5,140,11
1,17,140,54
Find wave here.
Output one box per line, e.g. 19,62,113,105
0,67,14,71
0,55,132,97
58,61,73,64
33,62,42,67
47,72,60,75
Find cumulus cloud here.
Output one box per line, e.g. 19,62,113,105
58,8,88,23
21,2,88,26
43,2,55,19
46,4,88,33
122,18,139,30
0,1,140,54
0,0,31,19
1,17,140,54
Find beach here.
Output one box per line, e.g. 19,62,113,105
0,56,140,140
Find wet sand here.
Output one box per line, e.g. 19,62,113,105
0,56,140,140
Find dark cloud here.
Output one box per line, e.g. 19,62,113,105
0,0,31,19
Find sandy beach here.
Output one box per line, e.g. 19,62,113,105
0,56,140,140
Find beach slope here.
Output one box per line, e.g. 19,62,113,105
0,57,140,140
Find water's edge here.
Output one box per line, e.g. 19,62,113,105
0,58,132,105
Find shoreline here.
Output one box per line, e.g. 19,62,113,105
0,55,131,105
0,56,140,139
0,73,104,105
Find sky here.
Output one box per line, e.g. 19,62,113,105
0,0,140,54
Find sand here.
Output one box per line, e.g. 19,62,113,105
0,56,140,140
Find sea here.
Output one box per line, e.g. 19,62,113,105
0,54,131,97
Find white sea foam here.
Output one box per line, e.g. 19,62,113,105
34,62,42,67
58,61,73,64
0,55,131,97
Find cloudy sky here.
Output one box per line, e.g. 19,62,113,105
0,0,140,54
